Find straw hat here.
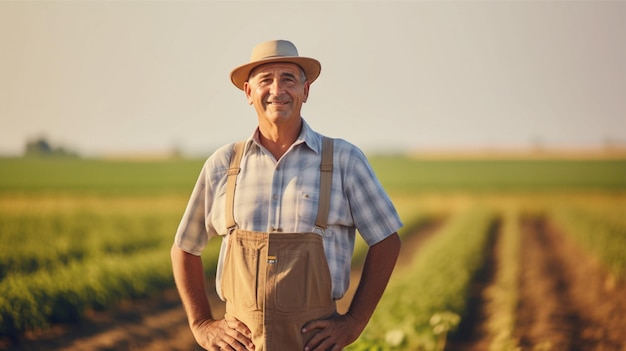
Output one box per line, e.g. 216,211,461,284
230,40,321,90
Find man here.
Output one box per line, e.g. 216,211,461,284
171,39,402,351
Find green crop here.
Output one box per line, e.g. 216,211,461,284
1,156,624,342
549,205,626,281
349,206,496,350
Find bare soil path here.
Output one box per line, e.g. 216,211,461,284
514,218,626,351
446,217,626,351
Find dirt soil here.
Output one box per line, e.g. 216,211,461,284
447,218,626,351
514,219,626,351
3,217,624,351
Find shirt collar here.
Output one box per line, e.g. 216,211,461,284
248,118,322,155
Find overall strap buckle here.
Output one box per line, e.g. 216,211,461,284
225,141,246,231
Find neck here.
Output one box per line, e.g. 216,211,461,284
258,118,302,160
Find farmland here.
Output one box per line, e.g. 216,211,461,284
0,154,625,350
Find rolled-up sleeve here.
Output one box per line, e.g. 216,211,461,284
342,143,403,246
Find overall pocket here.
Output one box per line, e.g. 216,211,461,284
222,240,261,311
274,245,333,313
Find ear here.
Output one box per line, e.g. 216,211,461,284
243,82,253,105
303,81,310,103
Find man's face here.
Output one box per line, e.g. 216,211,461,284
244,62,310,126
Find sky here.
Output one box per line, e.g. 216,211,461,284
1,1,625,157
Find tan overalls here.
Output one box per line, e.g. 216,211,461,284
220,138,337,351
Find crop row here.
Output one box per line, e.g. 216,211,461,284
348,206,496,350
548,205,626,280
349,198,626,350
0,211,168,279
1,194,623,343
483,206,521,351
0,195,221,337
0,238,222,337
1,247,170,335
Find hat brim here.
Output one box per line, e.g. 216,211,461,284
230,56,321,90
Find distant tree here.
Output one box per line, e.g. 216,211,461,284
24,137,79,158
24,138,52,155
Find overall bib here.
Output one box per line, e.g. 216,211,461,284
220,138,337,351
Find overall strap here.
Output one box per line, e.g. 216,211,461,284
225,141,245,232
225,137,334,232
315,137,334,231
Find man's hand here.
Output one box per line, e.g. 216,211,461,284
301,313,365,351
302,233,401,351
172,246,254,350
192,318,255,351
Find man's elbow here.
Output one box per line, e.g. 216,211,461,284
170,243,187,266
170,242,179,260
386,232,401,256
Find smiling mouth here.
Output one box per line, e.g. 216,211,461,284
268,101,289,105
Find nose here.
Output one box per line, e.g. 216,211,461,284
269,78,284,96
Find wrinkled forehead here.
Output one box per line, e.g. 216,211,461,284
248,62,305,80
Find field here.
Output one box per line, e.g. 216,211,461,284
0,155,625,350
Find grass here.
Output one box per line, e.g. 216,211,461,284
0,157,204,195
368,156,626,192
1,156,624,195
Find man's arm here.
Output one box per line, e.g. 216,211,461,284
302,232,401,351
346,232,401,329
170,244,254,351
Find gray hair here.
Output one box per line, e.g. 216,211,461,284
248,64,308,84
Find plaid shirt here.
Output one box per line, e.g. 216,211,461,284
175,120,402,299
